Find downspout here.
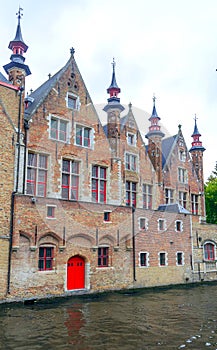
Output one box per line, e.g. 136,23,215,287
132,205,136,281
15,86,24,192
22,119,29,194
7,86,24,295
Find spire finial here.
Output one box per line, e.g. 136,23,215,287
16,6,23,23
112,57,116,70
153,93,156,106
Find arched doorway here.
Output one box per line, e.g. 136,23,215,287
67,255,85,290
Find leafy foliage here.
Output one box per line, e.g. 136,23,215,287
205,162,217,224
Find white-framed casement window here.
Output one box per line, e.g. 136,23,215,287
66,92,80,110
178,168,188,184
92,165,107,203
126,181,137,207
191,194,199,215
179,150,186,162
165,188,174,204
158,219,166,231
125,153,137,171
46,205,56,219
139,217,148,231
179,191,187,208
26,152,48,197
175,220,183,232
139,252,149,267
176,251,184,266
50,116,69,142
62,159,80,200
75,124,93,148
127,132,136,146
159,251,168,266
143,184,152,209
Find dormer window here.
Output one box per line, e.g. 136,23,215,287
127,132,136,146
67,93,80,110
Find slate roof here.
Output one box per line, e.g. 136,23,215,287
24,57,71,120
162,134,177,168
0,72,10,84
158,203,190,214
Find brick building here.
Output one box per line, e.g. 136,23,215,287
0,10,215,300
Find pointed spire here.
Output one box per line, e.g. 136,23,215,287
3,7,31,81
8,7,28,53
106,58,121,101
146,95,164,138
189,115,205,152
150,94,159,119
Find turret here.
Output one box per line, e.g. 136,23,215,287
189,115,205,182
145,96,165,184
103,59,124,156
3,7,31,88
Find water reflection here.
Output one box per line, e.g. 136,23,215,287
0,284,217,349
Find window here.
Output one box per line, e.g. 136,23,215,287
179,191,187,208
158,219,166,231
191,194,199,215
159,252,167,266
127,132,136,146
38,247,54,271
126,181,137,207
139,252,149,267
175,220,183,232
98,247,109,267
143,184,152,209
179,150,186,162
92,166,107,203
47,206,55,218
26,152,47,197
204,243,215,261
104,212,111,222
125,153,137,171
177,252,184,266
178,168,188,184
165,189,174,204
67,93,80,110
139,217,148,230
50,116,68,142
62,159,79,200
76,125,92,148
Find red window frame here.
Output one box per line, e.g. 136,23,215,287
104,212,111,222
204,243,215,261
50,117,67,142
38,247,54,271
92,166,107,203
62,159,79,200
76,125,91,148
126,181,137,207
26,153,47,197
98,247,109,267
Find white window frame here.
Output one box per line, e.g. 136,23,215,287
125,152,137,171
46,205,56,219
178,168,188,184
66,92,80,110
49,115,69,143
158,251,168,267
175,220,183,232
139,217,148,231
176,251,184,266
158,218,166,231
127,132,136,146
139,251,149,268
75,123,93,149
179,191,187,208
165,188,174,204
179,150,186,162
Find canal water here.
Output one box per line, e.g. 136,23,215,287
0,284,217,350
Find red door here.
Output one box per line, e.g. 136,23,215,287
67,255,85,290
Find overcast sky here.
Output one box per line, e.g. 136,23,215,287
1,0,216,180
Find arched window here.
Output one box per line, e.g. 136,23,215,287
204,242,215,261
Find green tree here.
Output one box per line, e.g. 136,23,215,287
205,162,217,224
